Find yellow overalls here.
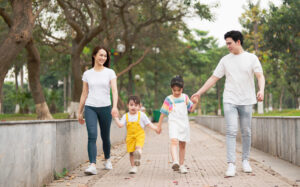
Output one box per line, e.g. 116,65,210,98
126,112,145,152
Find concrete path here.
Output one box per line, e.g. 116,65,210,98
47,121,300,187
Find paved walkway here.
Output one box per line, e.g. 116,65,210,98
48,121,299,187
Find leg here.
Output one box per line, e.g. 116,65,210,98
179,141,186,165
129,152,135,167
170,138,179,163
84,106,98,164
97,106,112,160
223,103,239,164
134,146,142,166
238,105,253,161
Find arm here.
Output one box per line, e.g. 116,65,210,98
111,78,119,117
147,122,158,131
77,82,88,124
255,72,265,101
156,113,165,134
191,75,220,102
189,99,198,113
113,117,124,128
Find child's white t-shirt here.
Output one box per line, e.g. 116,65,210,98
82,67,116,107
213,51,263,105
120,112,151,129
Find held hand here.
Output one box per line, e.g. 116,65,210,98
156,126,162,134
191,93,200,103
257,90,264,102
111,107,119,118
78,113,85,125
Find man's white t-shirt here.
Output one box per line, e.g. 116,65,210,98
82,67,117,107
213,51,263,105
120,112,151,129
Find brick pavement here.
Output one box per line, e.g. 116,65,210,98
92,121,295,187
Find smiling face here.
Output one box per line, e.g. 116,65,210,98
127,100,140,115
93,49,108,67
225,37,241,54
171,86,183,98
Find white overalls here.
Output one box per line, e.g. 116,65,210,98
168,95,190,142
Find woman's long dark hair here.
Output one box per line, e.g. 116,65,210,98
92,46,110,68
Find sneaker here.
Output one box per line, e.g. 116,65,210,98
172,162,180,171
242,160,252,173
225,163,236,177
129,166,138,174
84,164,97,175
179,165,188,174
133,150,142,166
104,160,113,170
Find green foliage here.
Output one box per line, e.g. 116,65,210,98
54,168,69,180
253,109,300,116
0,113,69,121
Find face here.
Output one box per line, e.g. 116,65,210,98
225,37,241,54
127,100,140,114
171,86,183,97
94,49,107,66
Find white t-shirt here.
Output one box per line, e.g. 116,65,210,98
82,67,117,107
213,51,263,105
120,112,151,129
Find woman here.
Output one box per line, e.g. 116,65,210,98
77,46,119,175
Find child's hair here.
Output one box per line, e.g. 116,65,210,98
170,75,184,88
128,95,141,105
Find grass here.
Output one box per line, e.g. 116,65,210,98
253,109,300,117
0,113,70,121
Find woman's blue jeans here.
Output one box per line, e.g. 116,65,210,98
84,105,112,163
223,103,253,163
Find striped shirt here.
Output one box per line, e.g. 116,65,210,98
160,93,193,116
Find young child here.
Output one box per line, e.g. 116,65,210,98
157,75,198,174
114,96,158,174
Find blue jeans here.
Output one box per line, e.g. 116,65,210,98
223,103,253,163
84,105,112,163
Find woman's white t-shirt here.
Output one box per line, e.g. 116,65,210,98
82,67,117,107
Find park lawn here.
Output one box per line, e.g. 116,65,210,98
253,109,300,117
0,113,70,121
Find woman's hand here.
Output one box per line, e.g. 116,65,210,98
111,107,119,118
78,113,85,125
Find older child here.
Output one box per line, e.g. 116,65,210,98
157,75,198,174
114,96,158,174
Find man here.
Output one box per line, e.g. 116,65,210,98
191,30,265,177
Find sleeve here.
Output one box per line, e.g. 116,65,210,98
120,114,127,126
110,69,117,81
82,71,88,82
252,55,263,73
160,97,172,116
185,94,194,112
141,112,151,126
213,59,225,78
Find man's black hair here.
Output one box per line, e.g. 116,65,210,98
224,30,244,46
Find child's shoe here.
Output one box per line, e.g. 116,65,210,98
129,166,138,174
84,164,97,175
133,150,142,166
172,162,179,171
179,165,188,174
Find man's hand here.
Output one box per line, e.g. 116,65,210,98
257,90,264,102
191,93,200,103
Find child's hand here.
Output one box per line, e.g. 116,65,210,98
156,126,162,134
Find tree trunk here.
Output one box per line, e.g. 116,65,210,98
0,0,34,102
14,68,20,113
268,93,273,111
20,66,24,91
264,91,268,112
64,76,67,113
279,87,284,111
26,40,52,120
298,97,300,110
217,82,221,115
154,67,158,109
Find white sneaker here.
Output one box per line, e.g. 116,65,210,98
133,150,142,166
172,162,179,171
84,164,97,175
242,160,252,173
129,166,138,174
104,160,113,170
179,165,188,174
225,163,236,177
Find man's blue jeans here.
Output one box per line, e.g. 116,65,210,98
223,103,253,163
